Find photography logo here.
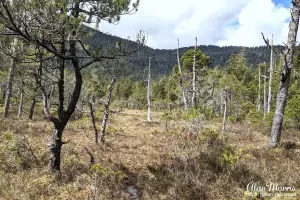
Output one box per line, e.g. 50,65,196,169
244,182,298,199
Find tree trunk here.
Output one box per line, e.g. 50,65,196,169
28,86,38,120
257,64,261,111
17,81,24,118
192,37,197,108
49,125,64,171
89,99,99,144
267,34,274,113
100,78,116,143
270,2,300,147
147,58,151,122
48,84,55,109
222,91,227,133
28,96,36,120
177,39,188,110
263,65,267,118
4,38,17,118
4,59,16,118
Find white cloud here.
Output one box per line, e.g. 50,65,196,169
96,0,292,49
218,0,290,46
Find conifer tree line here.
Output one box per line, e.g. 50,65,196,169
0,0,300,172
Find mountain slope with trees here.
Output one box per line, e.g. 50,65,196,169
85,26,285,79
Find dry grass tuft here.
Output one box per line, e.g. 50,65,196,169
0,109,299,199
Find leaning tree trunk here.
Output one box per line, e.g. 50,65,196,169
192,37,197,108
100,78,116,143
267,34,274,113
147,57,151,122
177,39,188,111
270,1,300,148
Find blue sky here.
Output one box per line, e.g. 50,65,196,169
273,0,290,7
99,0,294,48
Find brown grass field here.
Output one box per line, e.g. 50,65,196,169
0,109,300,200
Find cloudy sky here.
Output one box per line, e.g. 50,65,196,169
97,0,293,49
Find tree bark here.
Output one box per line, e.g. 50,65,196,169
89,98,99,144
28,96,36,120
192,37,197,108
257,64,261,111
222,90,227,133
48,84,55,109
220,96,223,117
49,124,64,170
147,57,151,122
267,34,274,113
100,78,116,143
263,65,267,118
4,60,16,118
177,39,188,111
4,38,17,118
17,80,24,118
270,1,300,147
28,85,38,120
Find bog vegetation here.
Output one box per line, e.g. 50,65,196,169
0,0,300,199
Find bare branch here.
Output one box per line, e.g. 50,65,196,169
84,147,95,168
261,32,282,55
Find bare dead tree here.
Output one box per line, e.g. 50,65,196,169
17,78,24,118
89,97,99,144
176,39,188,110
147,57,151,122
220,93,223,117
270,0,300,147
257,64,261,112
100,78,116,143
192,37,197,108
222,90,227,133
262,64,268,118
267,34,274,113
3,38,17,118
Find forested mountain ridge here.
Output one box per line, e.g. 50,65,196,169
85,26,285,79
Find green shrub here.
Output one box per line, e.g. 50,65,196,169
285,95,300,130
182,108,200,120
221,145,242,168
265,112,274,128
106,126,124,136
246,109,264,125
199,106,214,120
0,131,39,172
199,128,220,145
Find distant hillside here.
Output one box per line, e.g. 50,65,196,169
84,26,285,79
